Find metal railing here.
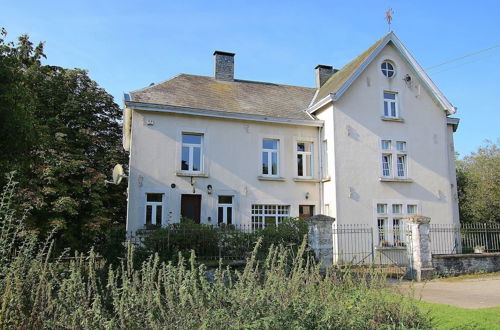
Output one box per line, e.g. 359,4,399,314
430,223,500,254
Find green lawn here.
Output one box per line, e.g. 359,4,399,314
418,301,500,329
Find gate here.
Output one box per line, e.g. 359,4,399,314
332,224,412,277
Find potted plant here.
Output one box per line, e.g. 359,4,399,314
474,245,485,253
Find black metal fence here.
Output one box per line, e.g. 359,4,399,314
430,223,500,254
332,224,411,267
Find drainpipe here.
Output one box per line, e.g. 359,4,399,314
318,126,324,214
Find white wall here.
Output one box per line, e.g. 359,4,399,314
126,112,320,232
327,43,458,226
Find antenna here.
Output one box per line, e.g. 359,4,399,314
386,8,394,32
105,164,128,185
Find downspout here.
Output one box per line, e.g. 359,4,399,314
318,125,324,214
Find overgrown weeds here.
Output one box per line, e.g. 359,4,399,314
0,175,431,329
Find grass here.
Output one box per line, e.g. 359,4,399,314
437,271,500,282
418,301,500,329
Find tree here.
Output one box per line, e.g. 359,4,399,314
0,30,127,250
456,140,500,223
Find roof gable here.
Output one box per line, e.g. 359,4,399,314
310,32,456,115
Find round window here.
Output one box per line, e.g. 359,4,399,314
381,61,395,78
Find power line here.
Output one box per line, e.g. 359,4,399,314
430,51,500,75
426,44,500,70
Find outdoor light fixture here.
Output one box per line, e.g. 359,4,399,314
207,184,213,194
305,192,310,199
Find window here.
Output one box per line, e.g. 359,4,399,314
217,195,233,225
297,142,313,177
381,61,395,77
299,205,314,219
262,139,279,176
383,92,398,118
375,201,419,247
382,154,392,177
407,204,417,214
251,204,289,229
380,139,408,179
145,193,163,226
181,133,203,172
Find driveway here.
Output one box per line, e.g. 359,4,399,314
399,275,500,309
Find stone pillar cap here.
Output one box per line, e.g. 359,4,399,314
305,214,336,223
405,214,431,224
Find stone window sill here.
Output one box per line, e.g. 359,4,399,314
379,177,413,183
381,116,404,123
258,176,286,182
176,172,209,178
293,178,319,183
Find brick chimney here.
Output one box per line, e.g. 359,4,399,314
315,65,338,88
214,51,235,81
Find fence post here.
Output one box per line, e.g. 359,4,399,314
405,215,435,281
306,215,335,272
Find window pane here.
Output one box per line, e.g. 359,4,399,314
384,102,389,116
297,142,305,152
182,134,202,144
384,92,396,100
262,152,268,174
263,139,278,149
218,196,232,204
227,207,232,224
265,216,276,227
193,147,201,171
218,207,223,223
147,193,163,202
396,141,406,151
382,155,391,176
392,204,402,214
146,205,152,225
271,152,278,175
407,205,417,214
297,154,303,176
381,62,387,70
391,103,396,117
377,204,387,214
181,147,190,170
381,140,391,150
156,205,162,225
397,156,406,177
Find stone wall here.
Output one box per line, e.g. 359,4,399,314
433,253,500,276
306,214,335,271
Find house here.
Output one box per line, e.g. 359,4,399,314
122,32,460,248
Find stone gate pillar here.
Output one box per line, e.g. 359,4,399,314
406,215,435,281
306,215,335,271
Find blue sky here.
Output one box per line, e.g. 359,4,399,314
2,0,499,156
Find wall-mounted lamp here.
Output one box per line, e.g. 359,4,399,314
171,183,176,189
207,184,213,194
305,192,310,200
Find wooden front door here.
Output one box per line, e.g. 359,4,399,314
181,194,202,223
299,205,314,220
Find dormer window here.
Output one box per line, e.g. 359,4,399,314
381,61,395,78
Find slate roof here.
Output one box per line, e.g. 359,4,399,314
311,34,386,105
129,74,316,121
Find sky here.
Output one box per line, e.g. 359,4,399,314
1,0,499,156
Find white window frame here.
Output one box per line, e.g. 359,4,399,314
296,141,313,178
262,139,280,177
379,138,408,179
217,195,234,225
251,204,290,229
383,91,398,118
145,193,164,226
374,201,420,247
181,132,204,173
381,60,396,78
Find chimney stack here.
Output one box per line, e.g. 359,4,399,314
315,65,338,88
214,51,235,81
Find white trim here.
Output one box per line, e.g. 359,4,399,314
307,94,333,114
126,101,324,127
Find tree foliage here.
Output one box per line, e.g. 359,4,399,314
456,140,500,223
0,29,127,250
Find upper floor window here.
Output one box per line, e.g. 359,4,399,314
383,92,398,118
262,139,279,176
297,141,313,177
181,133,203,173
380,139,408,179
381,61,395,78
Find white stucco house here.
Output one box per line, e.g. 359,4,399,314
122,32,460,247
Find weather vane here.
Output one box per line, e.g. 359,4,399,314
386,8,394,32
